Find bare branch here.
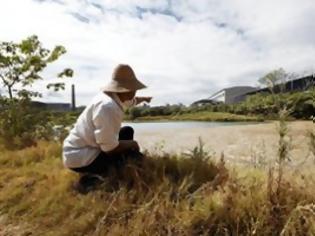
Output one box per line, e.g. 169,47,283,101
0,73,9,86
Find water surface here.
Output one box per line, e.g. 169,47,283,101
122,121,261,131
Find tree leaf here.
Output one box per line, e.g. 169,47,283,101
46,45,66,62
47,82,65,91
57,68,73,78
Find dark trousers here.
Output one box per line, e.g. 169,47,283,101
70,126,141,175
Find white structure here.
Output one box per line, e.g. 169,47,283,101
209,90,226,103
193,86,258,105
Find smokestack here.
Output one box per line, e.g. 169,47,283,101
71,84,76,111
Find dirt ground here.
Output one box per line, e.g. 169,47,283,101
135,121,314,164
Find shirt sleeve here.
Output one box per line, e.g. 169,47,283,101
92,104,120,152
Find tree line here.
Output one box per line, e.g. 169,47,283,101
126,90,315,120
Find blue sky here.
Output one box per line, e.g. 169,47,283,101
1,0,315,105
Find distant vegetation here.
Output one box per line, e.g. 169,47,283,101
132,111,263,122
126,68,314,121
126,89,315,121
62,86,313,122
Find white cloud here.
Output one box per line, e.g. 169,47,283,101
0,0,314,105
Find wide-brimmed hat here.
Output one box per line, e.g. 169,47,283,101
102,64,147,93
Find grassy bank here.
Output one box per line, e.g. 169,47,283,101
131,111,263,122
1,126,315,235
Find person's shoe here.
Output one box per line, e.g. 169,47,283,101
73,174,104,194
129,150,144,160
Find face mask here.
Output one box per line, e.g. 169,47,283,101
111,93,136,110
122,98,135,110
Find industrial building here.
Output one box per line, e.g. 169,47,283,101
193,75,315,106
245,75,315,96
193,86,257,105
30,101,72,112
31,84,76,112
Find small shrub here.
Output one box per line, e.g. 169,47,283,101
0,99,55,149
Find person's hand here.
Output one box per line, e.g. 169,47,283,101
135,96,153,105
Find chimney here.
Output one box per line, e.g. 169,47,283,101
71,84,76,111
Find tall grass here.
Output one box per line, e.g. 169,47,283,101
309,128,315,159
0,123,315,235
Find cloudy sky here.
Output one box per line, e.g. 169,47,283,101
0,0,314,105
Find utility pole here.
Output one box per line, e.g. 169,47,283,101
71,84,76,111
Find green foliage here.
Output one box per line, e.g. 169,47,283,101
0,35,73,100
195,89,315,119
194,89,313,119
183,137,211,161
242,90,315,119
288,90,315,118
46,82,65,92
124,89,314,121
258,68,296,89
0,97,55,149
0,35,73,149
127,104,184,120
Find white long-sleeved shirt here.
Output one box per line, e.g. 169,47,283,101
62,92,124,168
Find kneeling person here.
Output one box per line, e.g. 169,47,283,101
62,64,151,189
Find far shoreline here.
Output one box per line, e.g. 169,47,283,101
124,111,265,122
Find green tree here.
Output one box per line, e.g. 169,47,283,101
0,35,73,149
258,68,288,88
0,35,73,100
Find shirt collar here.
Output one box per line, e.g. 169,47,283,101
108,92,124,111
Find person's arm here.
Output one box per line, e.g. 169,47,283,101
135,96,152,105
92,105,121,152
93,104,140,155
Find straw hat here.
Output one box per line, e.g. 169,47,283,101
102,64,147,93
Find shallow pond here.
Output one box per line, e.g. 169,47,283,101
122,121,261,131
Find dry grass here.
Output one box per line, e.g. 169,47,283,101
0,125,315,235
309,128,315,158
